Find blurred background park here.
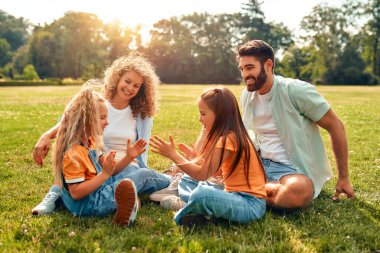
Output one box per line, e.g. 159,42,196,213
0,0,379,86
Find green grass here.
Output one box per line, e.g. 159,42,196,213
0,85,379,252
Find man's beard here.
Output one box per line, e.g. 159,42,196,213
246,67,267,92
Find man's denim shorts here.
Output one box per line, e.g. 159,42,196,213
261,158,302,182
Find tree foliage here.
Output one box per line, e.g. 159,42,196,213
290,0,379,84
147,13,246,83
357,0,380,77
0,1,378,85
241,0,293,51
146,0,292,84
0,10,30,51
22,64,39,80
0,38,12,67
0,9,30,73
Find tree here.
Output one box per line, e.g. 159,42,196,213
360,0,380,77
27,11,146,79
103,21,132,63
147,13,243,84
181,13,241,83
240,0,293,51
0,10,30,51
332,41,373,85
28,27,57,78
147,16,195,83
0,63,14,79
12,44,30,75
23,64,39,80
49,12,105,78
300,3,352,83
296,1,380,84
0,10,30,70
0,38,12,67
277,46,312,81
242,0,264,19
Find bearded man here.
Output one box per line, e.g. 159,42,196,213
238,40,355,209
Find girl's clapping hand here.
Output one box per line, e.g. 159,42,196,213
102,150,116,176
150,135,178,160
178,143,198,160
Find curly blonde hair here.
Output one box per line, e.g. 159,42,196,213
53,80,106,181
104,52,159,119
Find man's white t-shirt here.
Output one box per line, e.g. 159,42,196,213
252,92,292,165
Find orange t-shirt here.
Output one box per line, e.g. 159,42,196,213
62,139,98,184
215,133,267,199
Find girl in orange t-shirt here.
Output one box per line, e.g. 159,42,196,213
150,87,266,225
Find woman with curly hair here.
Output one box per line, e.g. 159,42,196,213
32,53,170,215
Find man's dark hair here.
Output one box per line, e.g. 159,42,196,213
237,40,275,71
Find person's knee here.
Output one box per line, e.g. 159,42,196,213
267,175,314,209
189,185,211,202
135,168,158,178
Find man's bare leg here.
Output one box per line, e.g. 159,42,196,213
265,174,314,209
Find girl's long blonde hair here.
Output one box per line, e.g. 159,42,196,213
104,52,159,119
53,80,106,180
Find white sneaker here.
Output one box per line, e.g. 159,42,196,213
160,195,186,211
163,164,181,176
149,173,183,202
32,191,60,215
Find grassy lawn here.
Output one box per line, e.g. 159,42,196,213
0,84,379,252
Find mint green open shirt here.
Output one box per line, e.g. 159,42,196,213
241,75,333,198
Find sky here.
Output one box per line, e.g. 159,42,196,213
1,0,345,34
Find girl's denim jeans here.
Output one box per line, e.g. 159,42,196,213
176,175,266,224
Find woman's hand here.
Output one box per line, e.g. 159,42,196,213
33,123,61,166
33,134,52,166
102,151,116,177
126,139,147,160
150,135,178,160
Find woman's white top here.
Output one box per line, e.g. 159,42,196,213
103,101,138,165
